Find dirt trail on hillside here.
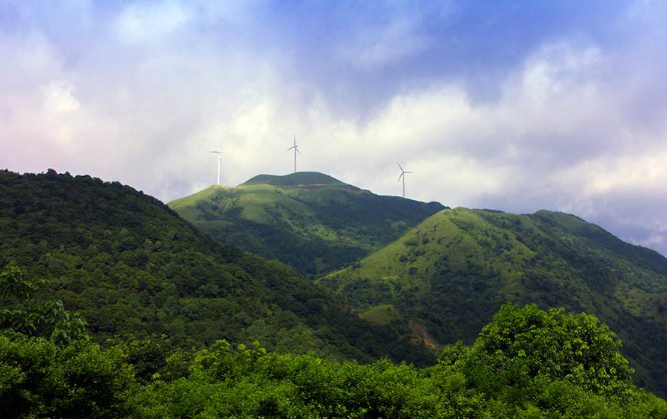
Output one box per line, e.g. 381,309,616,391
409,320,439,349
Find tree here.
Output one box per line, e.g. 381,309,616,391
445,303,633,397
0,264,87,344
0,335,135,419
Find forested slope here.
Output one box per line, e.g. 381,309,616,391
0,169,430,363
321,208,667,395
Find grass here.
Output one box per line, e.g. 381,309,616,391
321,208,537,306
167,172,444,277
319,207,667,395
359,304,400,326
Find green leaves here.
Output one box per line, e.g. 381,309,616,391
0,335,134,419
1,264,88,345
0,264,43,300
470,304,633,396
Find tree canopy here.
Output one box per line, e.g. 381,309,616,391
2,302,666,418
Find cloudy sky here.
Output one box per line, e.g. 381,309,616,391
2,0,667,254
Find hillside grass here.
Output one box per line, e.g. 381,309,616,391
321,207,667,396
168,172,444,276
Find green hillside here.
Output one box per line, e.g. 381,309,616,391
320,207,667,395
3,171,667,415
0,169,431,363
169,172,445,277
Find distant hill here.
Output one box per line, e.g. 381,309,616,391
169,172,445,277
320,208,667,396
0,169,432,363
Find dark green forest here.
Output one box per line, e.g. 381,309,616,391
0,170,428,363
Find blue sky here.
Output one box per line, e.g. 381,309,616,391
2,0,667,255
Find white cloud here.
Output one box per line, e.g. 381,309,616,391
520,43,602,104
41,81,80,112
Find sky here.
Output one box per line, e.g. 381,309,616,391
2,0,667,255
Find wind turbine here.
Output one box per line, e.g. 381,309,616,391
397,163,414,198
211,142,223,186
287,136,300,173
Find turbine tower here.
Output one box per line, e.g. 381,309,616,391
211,143,223,186
287,136,300,173
397,163,414,198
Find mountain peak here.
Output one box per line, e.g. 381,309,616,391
240,172,356,189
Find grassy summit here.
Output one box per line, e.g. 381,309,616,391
321,207,667,396
241,172,351,188
169,172,445,277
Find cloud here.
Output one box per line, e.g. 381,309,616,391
3,0,667,257
41,81,80,112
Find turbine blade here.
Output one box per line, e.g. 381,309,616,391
398,173,404,182
397,162,404,172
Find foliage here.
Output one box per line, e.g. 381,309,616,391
0,335,134,419
0,264,87,345
2,304,666,418
441,304,633,397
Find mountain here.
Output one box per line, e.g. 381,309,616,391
0,169,432,363
320,207,667,395
168,172,445,277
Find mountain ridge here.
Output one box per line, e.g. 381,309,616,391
169,171,446,276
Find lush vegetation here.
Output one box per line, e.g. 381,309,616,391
2,170,667,416
322,208,667,396
168,172,444,277
0,170,430,363
3,294,666,418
